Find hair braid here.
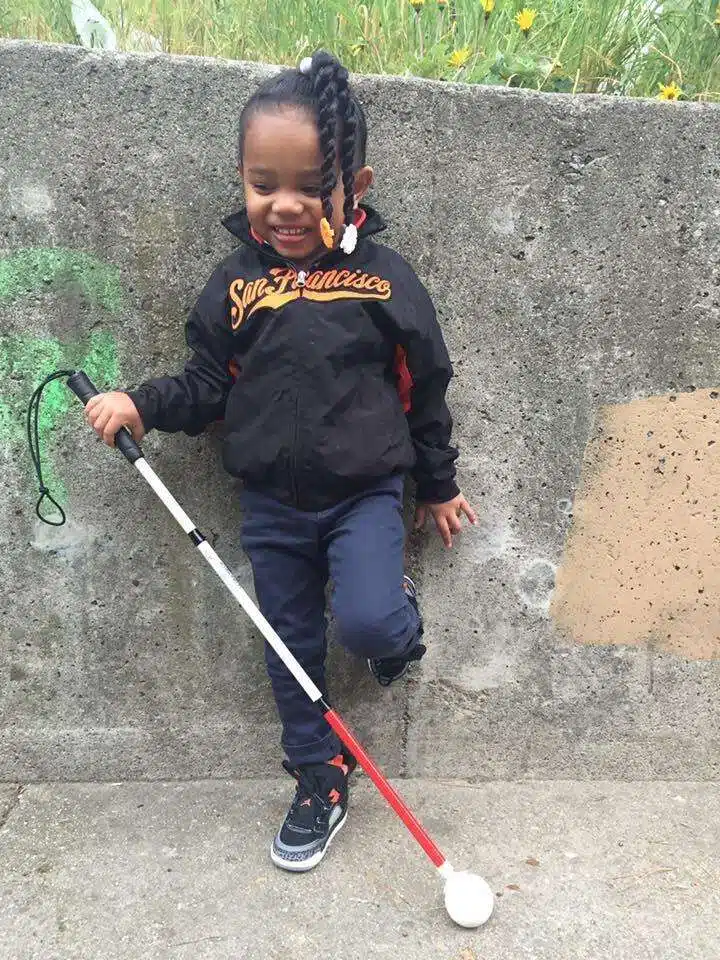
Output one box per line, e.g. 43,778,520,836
312,58,341,228
337,86,357,227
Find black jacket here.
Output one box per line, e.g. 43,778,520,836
128,205,460,511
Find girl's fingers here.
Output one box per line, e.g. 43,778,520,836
417,497,478,545
92,408,112,438
448,512,463,535
435,514,452,549
85,401,104,426
460,498,477,524
86,397,113,428
91,408,121,447
103,414,125,446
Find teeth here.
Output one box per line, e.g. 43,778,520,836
275,228,306,236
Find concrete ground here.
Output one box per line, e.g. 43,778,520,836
1,779,718,960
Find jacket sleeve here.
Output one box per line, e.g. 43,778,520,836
126,268,235,436
388,267,460,504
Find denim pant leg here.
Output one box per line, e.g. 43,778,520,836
323,475,422,660
240,490,342,766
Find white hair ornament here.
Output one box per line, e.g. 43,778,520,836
340,223,358,255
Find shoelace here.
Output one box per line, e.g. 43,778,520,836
282,761,333,829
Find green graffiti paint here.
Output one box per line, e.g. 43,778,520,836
0,246,125,515
81,330,120,387
0,331,121,508
0,248,123,313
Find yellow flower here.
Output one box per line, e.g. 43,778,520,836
448,47,472,69
409,0,425,10
481,0,496,13
658,81,682,101
715,10,720,25
320,217,335,249
437,0,449,6
515,7,538,34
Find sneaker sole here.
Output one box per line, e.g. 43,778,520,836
270,808,348,873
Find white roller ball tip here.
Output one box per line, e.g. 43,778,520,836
443,870,495,928
299,57,313,74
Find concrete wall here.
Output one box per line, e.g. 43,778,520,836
1,40,718,782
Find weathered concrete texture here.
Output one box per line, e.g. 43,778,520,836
0,779,718,959
0,784,22,827
1,41,719,781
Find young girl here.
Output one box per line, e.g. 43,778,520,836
85,50,476,872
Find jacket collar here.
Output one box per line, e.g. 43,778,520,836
221,204,387,261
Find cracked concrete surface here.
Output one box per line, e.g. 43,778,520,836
1,780,718,959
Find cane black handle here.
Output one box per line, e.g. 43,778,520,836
67,371,144,464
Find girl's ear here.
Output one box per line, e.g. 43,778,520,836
352,166,374,205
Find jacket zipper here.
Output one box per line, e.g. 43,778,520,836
284,269,304,506
251,253,323,507
289,268,312,505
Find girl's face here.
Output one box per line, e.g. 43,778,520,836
240,107,372,266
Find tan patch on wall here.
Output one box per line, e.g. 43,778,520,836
551,390,720,659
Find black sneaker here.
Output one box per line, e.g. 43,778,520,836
368,575,426,687
270,753,353,872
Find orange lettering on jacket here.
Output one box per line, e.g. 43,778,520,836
228,266,392,329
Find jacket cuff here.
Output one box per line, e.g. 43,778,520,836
415,477,460,505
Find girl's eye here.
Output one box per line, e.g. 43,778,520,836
302,186,322,197
252,184,272,194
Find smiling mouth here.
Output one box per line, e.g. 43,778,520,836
272,226,312,241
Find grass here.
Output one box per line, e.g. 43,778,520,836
1,0,719,100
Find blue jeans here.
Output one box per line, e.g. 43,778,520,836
240,475,422,765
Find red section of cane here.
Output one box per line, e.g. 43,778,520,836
324,707,446,869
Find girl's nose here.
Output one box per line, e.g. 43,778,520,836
271,191,304,216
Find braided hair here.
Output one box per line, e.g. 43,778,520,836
238,51,367,248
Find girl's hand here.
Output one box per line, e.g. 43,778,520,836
85,391,145,447
414,493,477,549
